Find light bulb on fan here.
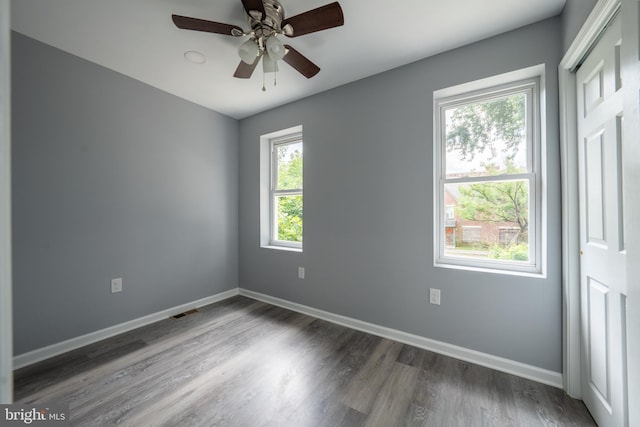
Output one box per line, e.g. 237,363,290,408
266,36,285,60
238,39,259,64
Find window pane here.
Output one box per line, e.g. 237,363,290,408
445,93,527,178
275,194,303,243
443,180,529,262
276,141,303,190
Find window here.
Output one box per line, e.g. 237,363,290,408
271,136,303,247
462,226,482,243
434,66,544,275
445,205,455,220
499,227,521,245
260,126,303,251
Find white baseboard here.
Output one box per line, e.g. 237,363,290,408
14,286,563,389
239,288,563,389
13,288,239,370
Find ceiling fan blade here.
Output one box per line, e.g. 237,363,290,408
282,45,320,78
233,57,260,79
281,2,344,37
172,15,243,36
241,0,266,20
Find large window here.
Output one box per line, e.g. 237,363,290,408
434,67,544,275
269,132,303,248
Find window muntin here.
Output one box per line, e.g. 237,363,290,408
270,136,303,248
435,76,542,275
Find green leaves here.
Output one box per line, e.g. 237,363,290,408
277,195,303,242
446,94,525,162
457,180,529,235
276,144,302,190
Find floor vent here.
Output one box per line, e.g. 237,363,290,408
171,308,198,319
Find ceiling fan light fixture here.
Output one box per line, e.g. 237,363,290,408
171,0,344,86
266,36,285,60
238,39,259,64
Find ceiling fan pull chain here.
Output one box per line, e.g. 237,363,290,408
262,68,266,92
274,70,277,87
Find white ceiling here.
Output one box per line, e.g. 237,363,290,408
11,0,566,119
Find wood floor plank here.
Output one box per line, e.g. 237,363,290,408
341,338,404,414
13,296,596,427
279,330,380,427
363,362,419,427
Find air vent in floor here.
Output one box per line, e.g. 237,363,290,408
171,308,198,319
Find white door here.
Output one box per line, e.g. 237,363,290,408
577,13,628,427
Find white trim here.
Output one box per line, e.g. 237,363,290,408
0,0,12,404
270,135,303,249
260,245,302,253
558,0,621,399
13,289,239,370
14,286,563,388
239,288,563,388
562,0,623,72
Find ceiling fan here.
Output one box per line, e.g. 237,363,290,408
172,0,344,86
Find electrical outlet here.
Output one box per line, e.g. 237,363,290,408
429,288,441,305
111,278,123,293
298,267,305,279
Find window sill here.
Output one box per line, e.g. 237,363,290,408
261,245,303,253
435,259,545,278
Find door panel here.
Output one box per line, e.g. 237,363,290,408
587,277,609,405
585,132,606,243
577,13,628,427
583,62,605,115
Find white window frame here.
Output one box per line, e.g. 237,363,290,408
259,125,303,252
270,134,303,249
434,65,545,276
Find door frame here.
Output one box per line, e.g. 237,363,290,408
558,0,622,398
0,0,12,404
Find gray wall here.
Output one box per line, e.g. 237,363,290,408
11,33,238,355
561,0,598,52
239,18,564,371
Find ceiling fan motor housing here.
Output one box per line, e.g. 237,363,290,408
248,0,285,39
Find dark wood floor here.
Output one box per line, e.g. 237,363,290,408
14,296,596,426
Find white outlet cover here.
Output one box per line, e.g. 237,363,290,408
298,267,305,279
429,288,441,305
111,278,123,293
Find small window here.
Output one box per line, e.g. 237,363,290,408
434,66,544,275
462,226,482,243
260,126,303,251
271,136,303,248
499,227,521,245
445,205,455,220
